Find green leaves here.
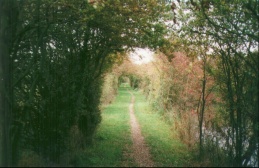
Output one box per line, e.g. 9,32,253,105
172,0,259,166
9,0,168,165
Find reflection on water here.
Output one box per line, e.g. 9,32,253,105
200,127,258,167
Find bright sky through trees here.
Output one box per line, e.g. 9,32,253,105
129,48,154,65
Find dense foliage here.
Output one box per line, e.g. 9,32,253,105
173,0,259,166
1,0,258,167
0,0,167,166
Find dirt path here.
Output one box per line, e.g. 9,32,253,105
128,92,155,167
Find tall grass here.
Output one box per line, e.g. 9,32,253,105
133,90,192,167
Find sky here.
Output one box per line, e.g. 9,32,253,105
129,48,154,65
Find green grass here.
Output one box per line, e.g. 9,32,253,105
120,82,130,88
75,86,192,167
133,90,192,167
76,86,135,167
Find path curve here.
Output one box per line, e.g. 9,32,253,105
129,92,155,167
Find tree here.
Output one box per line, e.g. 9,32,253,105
2,0,167,165
174,0,259,166
0,0,19,166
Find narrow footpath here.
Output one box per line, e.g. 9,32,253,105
128,92,155,167
80,87,190,167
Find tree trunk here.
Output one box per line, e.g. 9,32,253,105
0,0,18,166
0,1,11,166
199,62,206,160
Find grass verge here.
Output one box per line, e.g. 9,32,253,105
76,86,135,167
133,90,192,167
